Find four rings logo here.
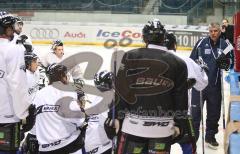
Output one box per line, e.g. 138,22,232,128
30,28,59,39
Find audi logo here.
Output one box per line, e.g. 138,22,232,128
30,28,59,39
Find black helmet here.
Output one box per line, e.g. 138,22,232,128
142,19,166,45
94,70,114,92
0,11,15,35
15,16,23,25
24,52,38,69
51,39,63,50
47,63,68,84
165,33,177,50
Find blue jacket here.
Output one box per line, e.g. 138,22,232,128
190,37,228,88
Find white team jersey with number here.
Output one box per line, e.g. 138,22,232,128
0,38,30,123
33,82,84,151
42,52,83,80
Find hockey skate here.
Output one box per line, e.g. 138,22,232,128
205,137,219,150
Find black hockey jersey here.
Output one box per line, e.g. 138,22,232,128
111,44,188,137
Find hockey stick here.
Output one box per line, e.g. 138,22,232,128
111,48,118,154
220,40,233,129
218,40,233,130
198,47,205,154
221,70,226,129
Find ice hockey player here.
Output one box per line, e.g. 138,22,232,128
165,33,208,154
0,11,31,154
20,52,40,154
11,16,33,53
24,52,40,101
33,63,87,154
104,19,189,154
42,39,83,86
190,22,231,150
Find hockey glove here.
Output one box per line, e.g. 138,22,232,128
216,53,231,71
74,78,85,89
195,59,209,73
16,34,28,44
16,35,33,53
172,117,190,144
21,104,36,133
104,118,120,140
187,78,196,89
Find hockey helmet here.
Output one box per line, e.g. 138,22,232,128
47,63,68,84
0,11,16,35
142,19,166,45
24,52,38,69
94,70,114,91
165,33,177,50
15,16,23,25
14,16,23,34
51,39,63,50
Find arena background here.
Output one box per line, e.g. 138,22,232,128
1,0,240,154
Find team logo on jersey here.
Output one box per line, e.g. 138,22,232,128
42,105,60,112
204,49,211,55
205,43,209,48
142,121,169,127
36,105,60,114
116,52,174,104
88,147,99,154
0,70,5,78
42,140,61,148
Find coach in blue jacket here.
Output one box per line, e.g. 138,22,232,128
190,22,230,150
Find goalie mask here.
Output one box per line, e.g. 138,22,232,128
142,19,166,45
47,63,68,84
94,70,114,92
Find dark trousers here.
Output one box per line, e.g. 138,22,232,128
191,86,222,141
117,132,172,154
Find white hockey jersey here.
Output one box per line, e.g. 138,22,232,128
42,52,83,80
168,50,208,90
83,114,112,154
169,50,208,114
0,38,30,123
26,69,40,135
26,69,40,102
72,94,112,154
33,82,84,151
